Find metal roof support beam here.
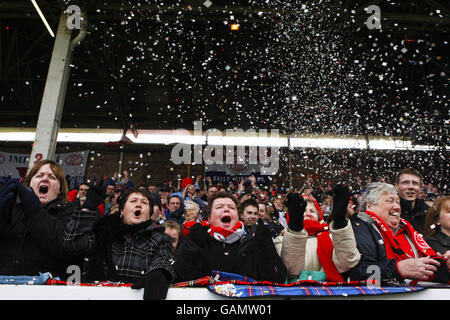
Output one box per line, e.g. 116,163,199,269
28,11,86,173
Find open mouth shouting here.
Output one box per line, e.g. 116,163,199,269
221,215,231,224
39,185,49,196
209,197,239,230
121,192,151,225
29,163,61,205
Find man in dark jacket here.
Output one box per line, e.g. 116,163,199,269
394,168,429,234
174,192,287,283
164,194,184,225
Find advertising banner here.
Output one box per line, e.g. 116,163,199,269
0,150,90,189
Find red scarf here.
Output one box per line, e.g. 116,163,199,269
364,211,437,260
183,220,245,244
301,196,344,282
303,219,344,282
182,220,198,237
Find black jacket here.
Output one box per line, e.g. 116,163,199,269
426,230,450,255
0,198,83,280
349,212,403,283
174,223,287,283
63,213,176,284
400,197,429,235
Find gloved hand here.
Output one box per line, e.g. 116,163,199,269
0,177,19,196
132,270,170,300
430,255,449,284
272,208,280,221
252,218,276,261
254,218,272,241
16,183,42,215
287,193,307,232
332,184,351,229
82,189,105,211
187,223,210,248
82,177,106,211
0,178,18,224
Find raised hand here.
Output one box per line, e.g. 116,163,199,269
82,177,106,211
0,177,19,223
254,218,272,242
332,184,351,229
187,222,210,248
16,183,42,215
287,193,307,232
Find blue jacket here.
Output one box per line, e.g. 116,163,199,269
349,212,403,283
171,191,207,210
164,194,185,225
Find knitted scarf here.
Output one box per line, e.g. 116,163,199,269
302,196,344,282
364,210,437,259
183,220,245,244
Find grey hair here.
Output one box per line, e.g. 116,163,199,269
184,200,200,212
360,182,397,212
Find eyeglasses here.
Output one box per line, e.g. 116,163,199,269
399,180,420,187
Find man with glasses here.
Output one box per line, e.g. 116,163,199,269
164,194,184,225
73,183,89,209
394,168,429,234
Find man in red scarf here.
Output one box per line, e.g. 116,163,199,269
350,182,448,284
173,192,286,283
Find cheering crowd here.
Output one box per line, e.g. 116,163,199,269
0,160,448,300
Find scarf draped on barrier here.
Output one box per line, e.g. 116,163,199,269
174,270,425,298
39,270,428,299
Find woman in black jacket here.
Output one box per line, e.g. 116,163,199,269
0,160,83,280
424,196,450,261
174,192,287,283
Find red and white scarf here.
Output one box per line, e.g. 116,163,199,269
365,210,437,259
183,220,245,244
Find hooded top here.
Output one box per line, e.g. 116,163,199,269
164,194,185,225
